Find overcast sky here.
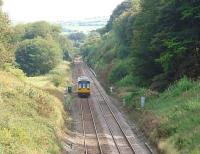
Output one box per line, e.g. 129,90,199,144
3,0,124,22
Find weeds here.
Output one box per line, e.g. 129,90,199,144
119,77,200,153
0,70,65,153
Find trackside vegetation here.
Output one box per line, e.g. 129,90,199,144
147,78,200,154
81,0,200,153
0,68,65,153
120,78,200,153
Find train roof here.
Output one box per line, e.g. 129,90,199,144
77,76,90,82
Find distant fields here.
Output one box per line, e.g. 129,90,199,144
59,17,108,34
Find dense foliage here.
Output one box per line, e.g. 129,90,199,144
13,21,73,75
82,0,200,91
0,3,69,153
16,38,62,76
0,14,73,75
0,2,14,67
81,0,200,153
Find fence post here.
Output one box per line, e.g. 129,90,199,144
141,96,146,108
110,86,113,93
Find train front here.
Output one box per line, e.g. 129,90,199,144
77,76,90,97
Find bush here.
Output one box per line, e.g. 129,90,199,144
0,43,14,67
3,64,25,80
109,61,129,84
116,74,134,87
167,77,194,96
16,38,62,76
51,75,64,87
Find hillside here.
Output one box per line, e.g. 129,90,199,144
118,78,200,154
0,67,66,153
81,0,200,153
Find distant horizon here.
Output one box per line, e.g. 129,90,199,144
3,0,123,22
9,16,109,25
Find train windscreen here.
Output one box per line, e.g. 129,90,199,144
78,81,90,89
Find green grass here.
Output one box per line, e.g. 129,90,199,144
146,78,200,154
119,78,200,153
0,61,72,154
27,61,71,88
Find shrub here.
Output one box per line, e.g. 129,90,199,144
109,61,129,84
116,74,134,87
0,43,14,67
3,64,25,80
167,77,194,96
51,75,64,87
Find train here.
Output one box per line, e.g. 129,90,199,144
77,76,90,97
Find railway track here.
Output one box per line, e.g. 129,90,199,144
74,63,102,154
80,63,138,154
72,61,150,154
79,98,102,154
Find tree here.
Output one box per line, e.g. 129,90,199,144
151,0,200,80
16,38,62,76
24,21,50,39
58,35,73,60
13,21,73,62
68,32,86,42
0,3,14,67
82,0,200,91
105,0,133,32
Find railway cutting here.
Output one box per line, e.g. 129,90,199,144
65,58,152,154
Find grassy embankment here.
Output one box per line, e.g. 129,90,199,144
0,61,71,154
115,78,200,154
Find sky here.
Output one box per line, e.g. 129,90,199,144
3,0,124,22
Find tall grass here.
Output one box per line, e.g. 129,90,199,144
119,77,200,153
0,69,65,153
147,78,200,153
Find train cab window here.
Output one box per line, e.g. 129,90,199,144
87,83,90,89
83,83,86,88
78,81,89,89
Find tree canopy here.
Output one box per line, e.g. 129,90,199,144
16,38,62,76
82,0,200,91
13,21,73,75
0,2,14,67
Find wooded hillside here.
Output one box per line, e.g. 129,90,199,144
82,0,200,91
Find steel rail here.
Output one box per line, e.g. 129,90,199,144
81,64,120,153
80,101,88,154
75,63,88,154
95,92,122,154
87,98,103,154
83,63,136,154
76,62,102,154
